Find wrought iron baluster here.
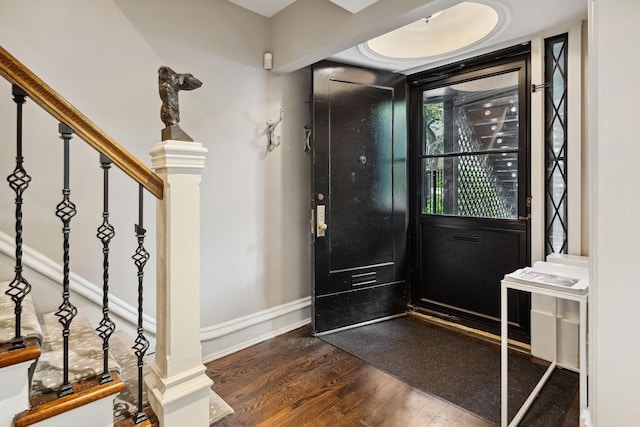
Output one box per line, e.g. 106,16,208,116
6,85,32,351
132,184,149,424
55,123,77,398
96,154,115,384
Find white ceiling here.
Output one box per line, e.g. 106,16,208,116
226,0,380,17
227,0,587,73
328,0,380,14
226,0,295,18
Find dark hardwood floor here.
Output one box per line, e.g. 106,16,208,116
206,323,579,427
207,326,493,427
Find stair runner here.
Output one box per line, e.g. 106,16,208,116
0,280,42,346
32,310,120,396
1,280,233,425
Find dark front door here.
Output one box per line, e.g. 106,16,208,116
311,61,407,334
409,55,531,339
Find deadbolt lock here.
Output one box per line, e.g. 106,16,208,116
317,205,327,237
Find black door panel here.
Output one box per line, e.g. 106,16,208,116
312,61,407,334
314,282,406,333
418,219,528,332
328,81,394,270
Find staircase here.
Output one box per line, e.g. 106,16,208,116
0,278,157,426
0,281,158,427
0,45,232,426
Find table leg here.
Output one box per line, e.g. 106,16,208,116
501,282,508,427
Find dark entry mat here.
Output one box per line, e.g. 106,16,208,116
320,316,578,426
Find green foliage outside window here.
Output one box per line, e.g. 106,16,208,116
424,169,444,214
424,102,444,155
424,102,445,214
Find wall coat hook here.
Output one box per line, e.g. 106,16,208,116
304,124,312,154
266,109,284,151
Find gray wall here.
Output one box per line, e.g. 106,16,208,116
0,0,311,336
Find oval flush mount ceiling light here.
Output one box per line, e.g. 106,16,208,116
361,1,510,61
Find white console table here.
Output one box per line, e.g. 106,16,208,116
501,266,588,426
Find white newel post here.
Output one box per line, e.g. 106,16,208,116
147,139,212,427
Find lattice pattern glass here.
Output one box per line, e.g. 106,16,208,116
423,153,518,218
545,34,568,255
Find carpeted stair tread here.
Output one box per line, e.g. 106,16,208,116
0,280,42,345
31,309,120,397
208,389,234,424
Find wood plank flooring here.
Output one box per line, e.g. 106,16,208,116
207,326,493,427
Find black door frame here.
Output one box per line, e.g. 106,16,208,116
406,45,532,340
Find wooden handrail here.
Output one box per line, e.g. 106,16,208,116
0,45,163,199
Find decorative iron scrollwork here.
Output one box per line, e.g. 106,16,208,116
131,185,149,424
6,84,32,350
55,122,77,398
97,154,116,384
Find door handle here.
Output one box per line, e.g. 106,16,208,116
317,205,327,237
518,214,531,221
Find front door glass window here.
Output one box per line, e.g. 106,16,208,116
422,71,520,219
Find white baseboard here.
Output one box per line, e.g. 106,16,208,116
201,297,311,363
0,230,156,338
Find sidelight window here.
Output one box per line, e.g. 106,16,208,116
544,34,569,255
